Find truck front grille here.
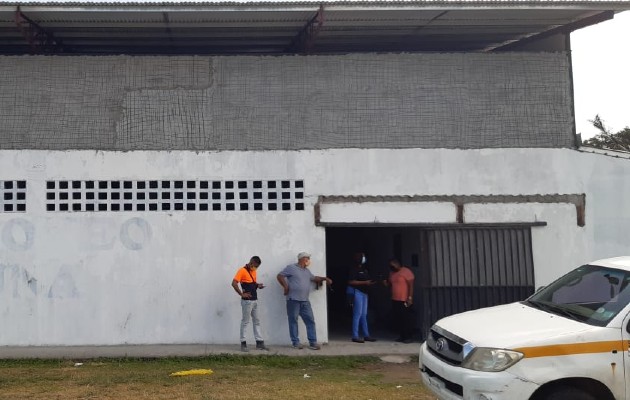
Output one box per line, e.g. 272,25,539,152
426,325,468,366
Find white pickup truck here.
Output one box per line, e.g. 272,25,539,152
419,256,630,400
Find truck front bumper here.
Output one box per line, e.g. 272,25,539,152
419,342,539,400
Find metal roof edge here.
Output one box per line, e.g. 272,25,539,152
1,0,630,9
577,145,630,159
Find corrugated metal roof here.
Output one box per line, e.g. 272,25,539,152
1,1,629,4
1,1,628,55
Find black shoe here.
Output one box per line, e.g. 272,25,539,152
363,337,377,342
394,337,405,342
256,341,269,351
402,338,414,344
352,337,365,343
240,342,249,352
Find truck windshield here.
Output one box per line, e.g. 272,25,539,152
524,264,630,327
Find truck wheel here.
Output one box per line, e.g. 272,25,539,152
545,386,596,400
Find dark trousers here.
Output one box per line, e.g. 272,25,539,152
391,300,414,340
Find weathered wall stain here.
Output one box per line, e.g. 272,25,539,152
1,217,151,253
0,264,82,300
24,270,37,295
48,266,79,299
84,219,118,250
1,218,34,251
0,264,37,297
120,217,151,250
81,218,152,251
120,313,132,331
0,264,19,297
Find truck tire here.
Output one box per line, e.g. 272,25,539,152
545,386,596,400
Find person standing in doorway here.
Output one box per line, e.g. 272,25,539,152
276,252,332,350
231,256,269,352
384,258,415,343
347,252,377,343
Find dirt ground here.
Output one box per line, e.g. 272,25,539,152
364,360,425,384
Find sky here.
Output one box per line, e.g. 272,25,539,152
571,11,630,140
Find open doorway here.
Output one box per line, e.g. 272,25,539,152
325,225,536,342
325,226,424,341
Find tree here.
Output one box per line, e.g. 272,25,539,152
582,115,630,152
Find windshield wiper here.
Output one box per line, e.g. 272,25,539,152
524,300,585,322
545,304,586,322
524,299,551,312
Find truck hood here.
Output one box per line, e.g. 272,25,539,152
435,302,596,349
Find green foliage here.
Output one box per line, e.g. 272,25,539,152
582,115,630,151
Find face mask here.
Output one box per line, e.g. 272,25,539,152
361,255,367,265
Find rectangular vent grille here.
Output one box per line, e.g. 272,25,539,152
1,181,27,212
45,179,305,212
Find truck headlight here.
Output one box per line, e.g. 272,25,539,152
461,348,523,372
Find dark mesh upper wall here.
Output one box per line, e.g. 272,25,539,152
0,53,574,150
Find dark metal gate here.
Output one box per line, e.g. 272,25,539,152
418,226,535,337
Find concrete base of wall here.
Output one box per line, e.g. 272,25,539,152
0,341,420,359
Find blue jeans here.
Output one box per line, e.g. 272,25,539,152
286,299,317,345
346,286,355,306
352,290,370,339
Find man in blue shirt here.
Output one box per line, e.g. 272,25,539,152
277,252,332,350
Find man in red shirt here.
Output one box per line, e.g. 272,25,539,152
231,256,269,352
384,258,415,343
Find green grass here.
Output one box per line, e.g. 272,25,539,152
0,355,432,400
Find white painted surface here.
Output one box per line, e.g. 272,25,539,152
1,147,630,347
319,202,456,224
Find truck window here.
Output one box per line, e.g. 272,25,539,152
524,264,630,327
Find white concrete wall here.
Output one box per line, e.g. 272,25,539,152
1,148,629,347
